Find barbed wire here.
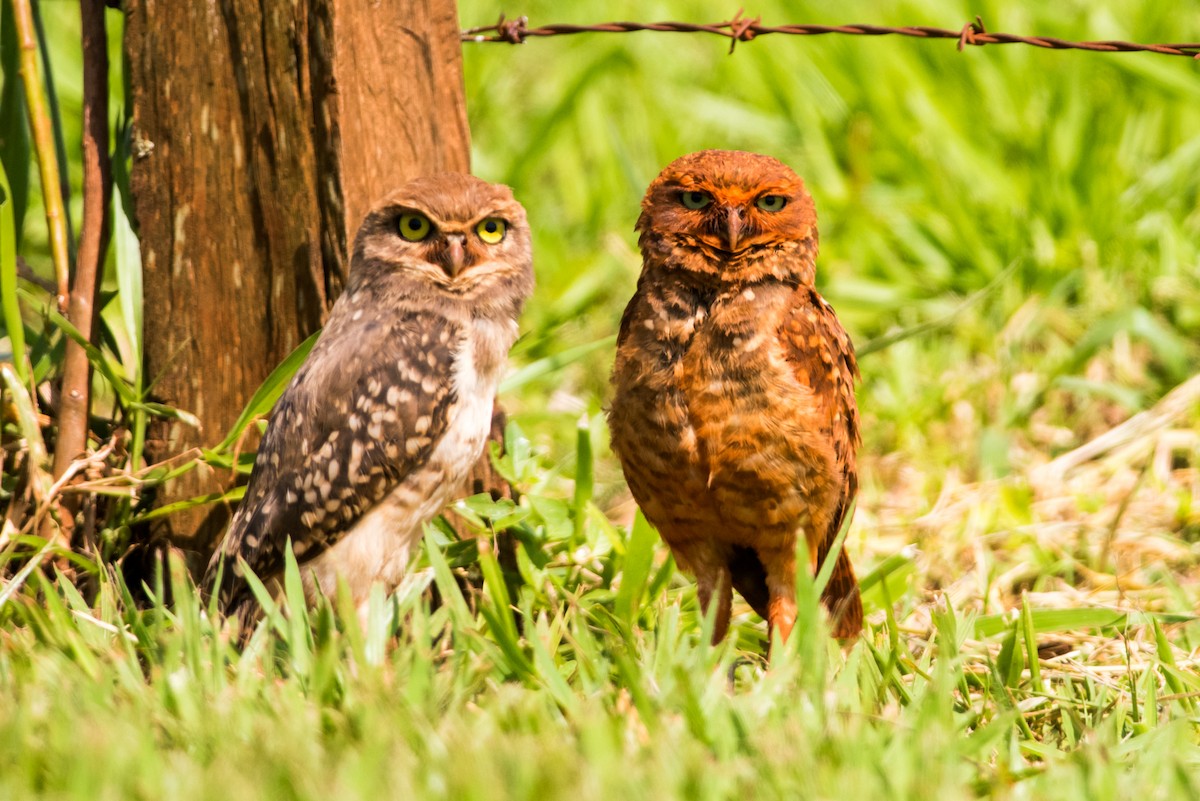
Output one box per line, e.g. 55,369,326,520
462,12,1200,59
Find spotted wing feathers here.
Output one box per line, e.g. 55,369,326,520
206,309,458,607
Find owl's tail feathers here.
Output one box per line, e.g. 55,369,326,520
819,548,863,640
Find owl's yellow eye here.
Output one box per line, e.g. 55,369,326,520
398,213,432,241
756,195,788,212
476,218,506,244
680,191,712,210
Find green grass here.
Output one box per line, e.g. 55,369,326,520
1,501,1198,800
3,0,1200,797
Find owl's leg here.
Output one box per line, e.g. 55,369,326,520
757,541,798,650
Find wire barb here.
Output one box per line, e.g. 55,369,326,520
726,9,761,54
496,14,528,45
957,16,986,52
462,14,1200,60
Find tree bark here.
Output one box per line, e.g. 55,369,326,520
125,0,471,556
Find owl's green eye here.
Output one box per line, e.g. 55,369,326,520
756,195,788,212
398,213,432,241
476,218,507,244
680,191,712,210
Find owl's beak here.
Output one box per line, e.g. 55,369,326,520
444,234,466,277
723,207,744,252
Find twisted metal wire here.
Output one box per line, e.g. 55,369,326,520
462,12,1200,59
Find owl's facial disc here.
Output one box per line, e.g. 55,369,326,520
667,184,800,255
640,151,818,268
681,186,805,255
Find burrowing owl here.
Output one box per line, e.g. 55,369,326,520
207,173,534,625
608,150,862,646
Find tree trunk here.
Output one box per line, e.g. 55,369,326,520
124,0,471,558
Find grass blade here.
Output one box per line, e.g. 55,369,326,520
974,608,1195,639
0,0,30,240
1021,593,1044,694
614,510,657,628
212,330,319,454
0,158,27,385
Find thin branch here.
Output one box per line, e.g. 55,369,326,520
22,436,118,538
49,0,113,547
9,0,70,312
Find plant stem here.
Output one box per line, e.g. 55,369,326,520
30,0,75,264
9,0,70,312
50,0,112,535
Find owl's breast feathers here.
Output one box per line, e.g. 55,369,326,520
611,276,859,545
206,301,466,606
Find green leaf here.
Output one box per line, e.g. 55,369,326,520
0,359,44,455
129,401,200,428
0,536,57,609
996,618,1025,688
0,157,27,385
1021,593,1044,694
213,330,319,454
813,499,854,598
974,608,1195,639
572,419,593,539
422,526,473,630
238,557,282,639
1153,617,1196,713
129,485,245,525
30,0,74,263
455,494,529,532
528,495,573,541
856,261,1017,358
858,546,917,615
528,613,578,713
110,183,142,381
614,510,657,628
42,303,135,403
1053,376,1144,413
477,537,533,680
282,539,313,675
0,1,29,241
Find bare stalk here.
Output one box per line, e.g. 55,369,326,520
49,0,112,544
9,0,70,311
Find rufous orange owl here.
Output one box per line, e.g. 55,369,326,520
608,150,862,646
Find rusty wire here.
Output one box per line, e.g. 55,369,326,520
462,12,1200,59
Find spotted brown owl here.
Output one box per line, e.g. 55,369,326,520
206,173,533,625
608,150,862,646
